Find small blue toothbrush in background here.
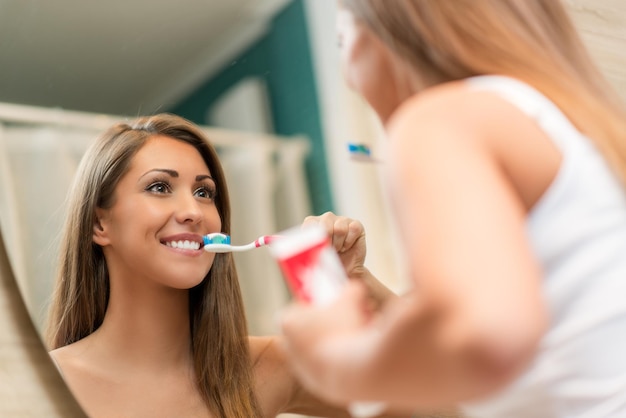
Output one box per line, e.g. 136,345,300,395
347,142,381,163
203,233,280,253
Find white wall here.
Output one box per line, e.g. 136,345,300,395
302,0,409,293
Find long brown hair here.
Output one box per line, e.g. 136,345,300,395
45,113,261,417
341,0,626,184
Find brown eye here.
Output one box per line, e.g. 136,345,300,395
194,185,217,201
146,181,171,194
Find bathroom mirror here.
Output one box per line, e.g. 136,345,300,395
0,1,337,415
0,224,86,417
1,0,626,415
0,0,337,340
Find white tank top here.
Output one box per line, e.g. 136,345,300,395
460,76,626,418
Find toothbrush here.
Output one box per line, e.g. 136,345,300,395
347,142,381,163
202,233,280,253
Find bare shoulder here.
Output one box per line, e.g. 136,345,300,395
249,335,297,416
390,80,561,214
248,336,355,417
51,340,210,418
49,339,95,382
387,80,535,148
249,335,280,358
48,341,113,417
249,335,293,386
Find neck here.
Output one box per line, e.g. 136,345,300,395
89,281,193,371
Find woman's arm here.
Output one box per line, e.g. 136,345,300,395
251,335,455,418
280,87,549,410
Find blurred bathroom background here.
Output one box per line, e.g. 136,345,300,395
0,1,625,416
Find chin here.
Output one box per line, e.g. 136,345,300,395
158,270,208,290
176,275,207,290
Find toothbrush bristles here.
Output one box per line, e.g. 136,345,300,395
202,234,282,252
203,233,231,246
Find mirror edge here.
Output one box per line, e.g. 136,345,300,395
0,223,86,417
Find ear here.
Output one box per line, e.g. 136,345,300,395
92,207,111,246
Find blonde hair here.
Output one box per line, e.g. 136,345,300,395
45,114,261,417
341,0,626,184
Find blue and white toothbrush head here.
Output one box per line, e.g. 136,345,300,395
203,233,280,253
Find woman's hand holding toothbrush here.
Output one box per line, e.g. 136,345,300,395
302,212,397,310
303,212,367,277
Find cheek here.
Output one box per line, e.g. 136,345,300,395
206,205,222,230
340,49,357,90
340,29,363,89
337,12,365,90
342,37,386,99
107,198,167,237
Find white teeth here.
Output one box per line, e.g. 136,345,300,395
165,240,200,250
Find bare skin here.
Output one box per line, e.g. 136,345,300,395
50,334,353,418
51,333,447,418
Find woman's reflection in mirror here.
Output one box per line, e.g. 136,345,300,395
44,113,418,418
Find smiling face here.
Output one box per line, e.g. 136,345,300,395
93,135,221,290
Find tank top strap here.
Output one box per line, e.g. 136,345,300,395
465,75,591,155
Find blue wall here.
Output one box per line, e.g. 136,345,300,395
171,0,333,216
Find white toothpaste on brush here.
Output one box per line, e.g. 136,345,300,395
269,223,387,418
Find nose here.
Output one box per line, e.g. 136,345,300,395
174,193,203,225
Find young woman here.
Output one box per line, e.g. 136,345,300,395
280,1,626,417
44,113,416,418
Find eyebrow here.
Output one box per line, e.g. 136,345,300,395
139,168,214,182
